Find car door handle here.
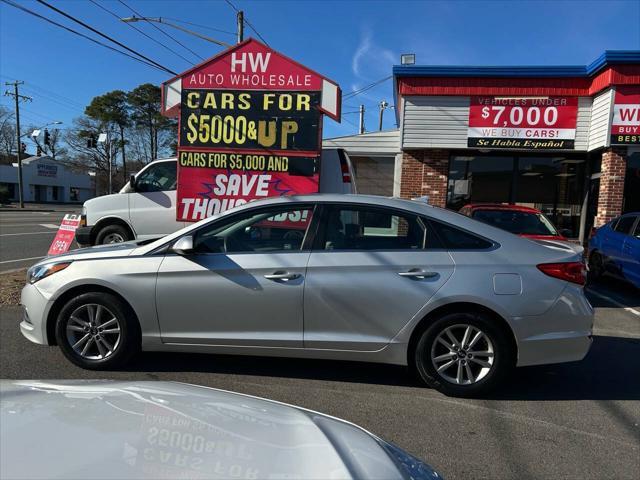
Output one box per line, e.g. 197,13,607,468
398,269,438,279
264,271,301,281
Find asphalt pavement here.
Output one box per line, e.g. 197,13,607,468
1,295,638,479
0,205,79,272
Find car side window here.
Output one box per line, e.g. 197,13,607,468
135,162,177,193
429,220,494,250
322,206,438,251
193,206,315,254
634,220,640,239
613,216,637,235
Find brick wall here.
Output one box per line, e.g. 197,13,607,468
399,149,449,207
595,148,627,226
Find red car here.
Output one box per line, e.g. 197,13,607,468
459,203,571,241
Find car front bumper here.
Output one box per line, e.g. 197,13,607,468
514,283,594,367
20,282,52,345
75,226,92,247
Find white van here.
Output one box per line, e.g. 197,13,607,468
75,149,356,246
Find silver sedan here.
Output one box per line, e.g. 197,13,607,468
20,195,594,397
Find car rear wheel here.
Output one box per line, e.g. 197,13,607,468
95,224,131,245
55,292,139,370
413,312,514,397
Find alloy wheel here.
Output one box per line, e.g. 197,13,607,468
430,324,495,385
103,233,125,244
65,304,121,360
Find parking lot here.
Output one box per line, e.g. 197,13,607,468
1,208,639,479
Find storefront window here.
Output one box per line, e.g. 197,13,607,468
447,153,587,237
516,157,586,237
447,156,513,211
623,151,640,213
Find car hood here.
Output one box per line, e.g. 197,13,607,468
1,380,441,480
37,241,147,265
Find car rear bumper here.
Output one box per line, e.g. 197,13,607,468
20,283,52,345
513,283,594,367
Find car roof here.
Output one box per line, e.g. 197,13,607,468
463,203,541,214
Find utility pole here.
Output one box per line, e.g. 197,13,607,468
4,81,32,208
237,10,244,43
358,105,365,134
378,100,389,131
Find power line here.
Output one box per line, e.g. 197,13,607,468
34,0,177,75
0,75,85,109
162,17,236,37
117,0,204,61
89,0,194,65
343,76,393,100
224,0,268,45
1,0,171,74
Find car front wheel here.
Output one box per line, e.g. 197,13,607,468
55,292,139,370
413,312,514,397
95,224,131,245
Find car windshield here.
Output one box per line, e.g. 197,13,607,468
472,209,559,236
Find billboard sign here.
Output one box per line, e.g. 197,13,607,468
162,39,341,222
468,97,578,150
610,87,640,145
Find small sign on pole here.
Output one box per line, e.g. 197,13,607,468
47,214,82,256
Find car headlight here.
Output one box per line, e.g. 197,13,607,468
26,262,72,284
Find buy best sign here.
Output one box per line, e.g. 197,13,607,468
610,87,640,146
161,39,341,221
468,97,578,150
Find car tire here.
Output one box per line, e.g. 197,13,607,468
95,224,131,245
413,312,514,397
588,251,604,282
55,292,140,370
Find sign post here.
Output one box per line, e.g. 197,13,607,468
161,39,341,222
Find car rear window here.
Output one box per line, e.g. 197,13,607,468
472,209,558,236
429,220,494,250
613,216,637,235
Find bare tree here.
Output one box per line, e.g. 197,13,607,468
0,106,16,163
62,116,120,194
25,123,67,160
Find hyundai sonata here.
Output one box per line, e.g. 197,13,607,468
20,195,593,396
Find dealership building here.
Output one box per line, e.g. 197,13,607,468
0,155,94,203
325,50,639,243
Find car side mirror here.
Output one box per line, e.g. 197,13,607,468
129,174,136,190
172,235,194,255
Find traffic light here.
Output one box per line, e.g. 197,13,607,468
43,129,50,146
20,142,26,153
36,145,42,156
86,135,97,149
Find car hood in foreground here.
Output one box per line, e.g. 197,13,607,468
1,380,441,480
36,240,150,265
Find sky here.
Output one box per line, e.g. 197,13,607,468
1,0,639,142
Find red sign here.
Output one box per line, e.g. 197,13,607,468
178,160,319,221
163,39,340,222
610,87,640,145
468,97,578,149
47,214,81,256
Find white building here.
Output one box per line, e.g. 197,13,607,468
0,155,94,203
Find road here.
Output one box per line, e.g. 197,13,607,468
0,205,79,272
1,295,639,479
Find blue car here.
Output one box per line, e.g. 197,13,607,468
589,212,640,289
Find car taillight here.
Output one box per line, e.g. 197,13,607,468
537,262,586,285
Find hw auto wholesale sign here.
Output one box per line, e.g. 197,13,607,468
468,97,578,149
161,38,341,221
610,87,640,145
